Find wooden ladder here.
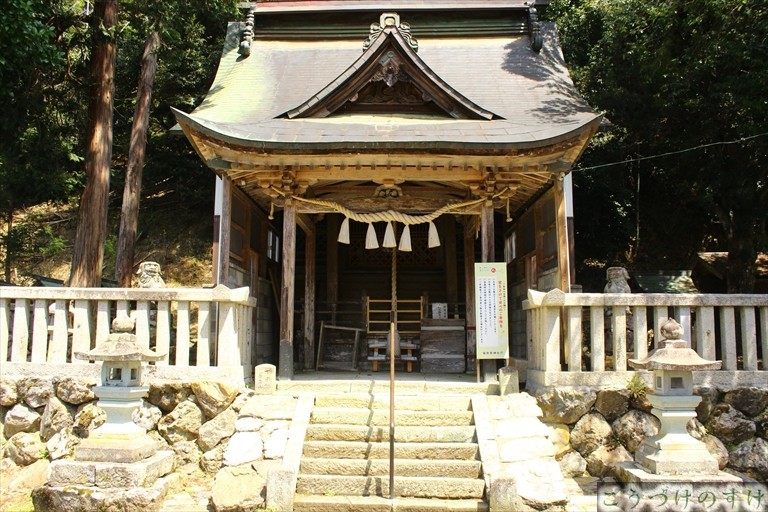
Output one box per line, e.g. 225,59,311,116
365,296,424,372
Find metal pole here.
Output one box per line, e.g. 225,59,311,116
389,317,395,500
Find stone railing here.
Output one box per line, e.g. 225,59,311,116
524,289,768,390
0,285,257,383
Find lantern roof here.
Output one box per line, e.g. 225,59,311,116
629,319,722,372
75,317,165,363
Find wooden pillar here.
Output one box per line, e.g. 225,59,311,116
554,178,571,292
464,218,477,373
258,217,268,279
218,177,232,285
444,216,458,309
327,215,339,305
480,203,496,380
304,227,316,370
481,203,495,262
278,201,297,380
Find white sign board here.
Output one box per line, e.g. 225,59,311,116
475,263,509,360
431,303,448,319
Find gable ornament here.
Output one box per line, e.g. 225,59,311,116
371,51,410,87
363,13,418,53
238,8,255,57
526,3,543,53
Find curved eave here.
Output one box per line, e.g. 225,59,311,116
173,108,602,156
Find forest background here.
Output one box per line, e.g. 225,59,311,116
0,0,766,292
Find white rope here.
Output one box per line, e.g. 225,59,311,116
270,187,511,225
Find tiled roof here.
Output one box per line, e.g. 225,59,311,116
176,21,600,150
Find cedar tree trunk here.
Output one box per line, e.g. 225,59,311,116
725,208,759,293
69,0,118,287
3,209,13,282
115,31,160,287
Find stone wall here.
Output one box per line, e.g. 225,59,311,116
0,375,297,512
534,384,768,483
3,374,765,510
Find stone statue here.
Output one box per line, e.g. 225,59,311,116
604,266,631,294
136,261,165,288
603,267,634,362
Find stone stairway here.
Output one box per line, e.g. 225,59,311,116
293,393,489,512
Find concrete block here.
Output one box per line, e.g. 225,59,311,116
497,366,519,396
488,475,517,512
254,364,277,395
94,451,175,488
497,437,555,463
95,462,153,488
75,433,157,463
47,460,95,487
267,465,297,512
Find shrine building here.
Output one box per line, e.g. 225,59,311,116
174,0,601,380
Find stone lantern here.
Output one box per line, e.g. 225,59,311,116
627,318,721,476
34,317,175,511
74,316,165,459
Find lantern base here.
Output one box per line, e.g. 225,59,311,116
34,451,175,511
618,460,747,486
76,433,158,463
634,394,719,476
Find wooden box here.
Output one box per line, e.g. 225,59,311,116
420,318,466,373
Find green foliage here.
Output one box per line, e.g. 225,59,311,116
0,1,65,89
1,217,71,271
626,374,648,399
0,1,85,210
103,234,118,266
606,433,626,451
547,0,768,290
41,228,68,258
0,0,238,282
0,1,89,280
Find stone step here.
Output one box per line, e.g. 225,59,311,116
293,494,489,512
278,380,498,396
296,474,485,499
159,492,209,512
302,441,480,460
306,424,476,443
311,407,475,426
300,458,483,478
313,394,472,411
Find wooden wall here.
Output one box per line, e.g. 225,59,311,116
505,187,564,359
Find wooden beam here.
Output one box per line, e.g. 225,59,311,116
480,203,496,381
554,177,571,292
219,177,232,284
464,217,477,374
278,201,297,380
296,213,316,236
207,143,584,174
534,199,545,281
481,203,495,262
444,216,458,306
304,228,316,370
259,217,268,279
327,215,339,305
